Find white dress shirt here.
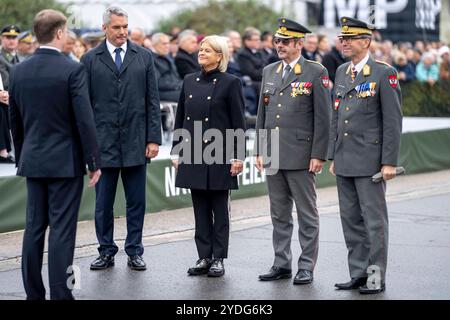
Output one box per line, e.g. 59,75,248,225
106,40,127,62
39,45,61,53
351,53,370,75
282,55,301,78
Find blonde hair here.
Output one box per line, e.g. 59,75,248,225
200,35,230,73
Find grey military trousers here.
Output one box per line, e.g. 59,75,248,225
336,175,388,283
266,169,319,271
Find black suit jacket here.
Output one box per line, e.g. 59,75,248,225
174,49,200,79
9,48,100,177
81,40,162,168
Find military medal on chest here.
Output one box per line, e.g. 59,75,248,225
290,81,312,97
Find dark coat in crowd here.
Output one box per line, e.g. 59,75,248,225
0,55,13,152
81,40,162,168
174,48,200,79
172,69,246,190
322,46,349,83
152,51,182,102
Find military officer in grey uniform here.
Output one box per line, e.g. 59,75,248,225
255,18,331,285
328,17,402,294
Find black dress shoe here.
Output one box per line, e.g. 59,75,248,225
359,283,386,294
0,155,15,164
127,255,147,271
90,255,114,270
207,258,225,277
187,258,212,275
259,266,292,281
293,269,313,285
335,277,368,290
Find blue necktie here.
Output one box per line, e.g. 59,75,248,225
114,47,122,70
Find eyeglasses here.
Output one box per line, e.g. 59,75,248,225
273,38,297,46
339,36,369,43
3,36,17,40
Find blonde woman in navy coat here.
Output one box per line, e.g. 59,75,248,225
171,35,246,277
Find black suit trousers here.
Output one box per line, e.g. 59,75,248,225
94,165,146,257
22,177,83,300
191,189,230,259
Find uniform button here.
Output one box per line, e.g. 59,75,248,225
344,133,348,136
213,79,217,83
196,78,200,82
344,120,349,124
189,95,193,99
345,107,350,111
205,118,209,122
187,116,191,120
349,95,352,98
265,89,269,93
278,104,282,107
280,92,283,96
275,126,279,130
276,115,280,119
375,140,379,144
207,96,211,100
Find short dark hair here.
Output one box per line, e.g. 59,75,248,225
33,9,67,44
261,31,273,42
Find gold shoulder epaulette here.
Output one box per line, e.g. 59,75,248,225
375,60,393,68
306,60,325,68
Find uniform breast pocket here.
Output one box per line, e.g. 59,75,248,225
364,132,382,145
364,96,380,113
263,86,276,96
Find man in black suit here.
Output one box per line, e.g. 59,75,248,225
237,27,265,115
174,29,200,78
9,9,101,300
81,6,162,271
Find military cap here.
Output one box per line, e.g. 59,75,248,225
18,30,34,44
1,25,21,37
275,18,311,39
339,17,375,37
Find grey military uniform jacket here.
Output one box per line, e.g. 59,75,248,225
328,57,403,176
254,55,331,170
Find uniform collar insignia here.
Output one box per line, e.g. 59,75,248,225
294,63,302,75
276,63,283,74
363,64,371,76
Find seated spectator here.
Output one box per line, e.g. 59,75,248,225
225,37,257,123
260,31,278,65
224,30,242,59
322,37,348,86
301,34,320,62
237,27,264,115
405,48,418,72
416,52,439,86
438,46,450,81
130,27,146,47
152,32,182,102
73,38,87,60
175,29,200,78
317,34,330,62
62,30,79,62
394,52,415,83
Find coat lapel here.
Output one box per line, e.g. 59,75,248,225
119,41,138,76
98,41,119,76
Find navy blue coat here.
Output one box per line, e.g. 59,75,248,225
172,69,247,190
9,48,100,177
81,40,162,168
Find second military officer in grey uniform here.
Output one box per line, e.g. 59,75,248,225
256,18,331,284
329,17,402,294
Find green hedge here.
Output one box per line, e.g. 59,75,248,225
402,80,450,117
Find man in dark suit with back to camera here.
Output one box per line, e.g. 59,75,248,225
9,9,101,300
81,6,162,271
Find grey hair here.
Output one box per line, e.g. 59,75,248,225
103,6,128,25
67,30,77,40
178,29,197,45
151,32,169,45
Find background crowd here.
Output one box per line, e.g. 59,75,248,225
1,22,450,164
